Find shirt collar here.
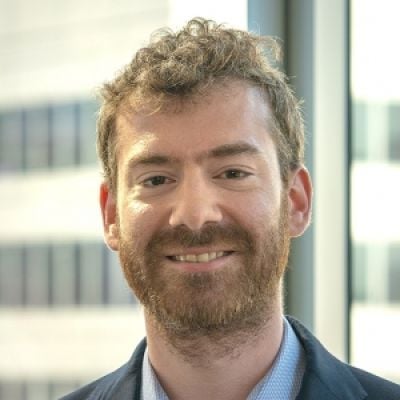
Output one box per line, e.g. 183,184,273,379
141,346,168,400
141,317,305,400
247,317,306,400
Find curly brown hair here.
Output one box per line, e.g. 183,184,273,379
97,18,304,192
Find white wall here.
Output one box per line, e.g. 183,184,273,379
0,0,169,108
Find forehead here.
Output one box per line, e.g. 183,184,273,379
115,81,277,162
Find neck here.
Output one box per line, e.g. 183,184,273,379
144,304,284,400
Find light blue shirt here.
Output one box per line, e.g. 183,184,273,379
141,318,305,400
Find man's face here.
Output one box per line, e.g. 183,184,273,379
101,81,311,337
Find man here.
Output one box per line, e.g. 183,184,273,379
62,18,400,400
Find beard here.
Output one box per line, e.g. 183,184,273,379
118,199,290,345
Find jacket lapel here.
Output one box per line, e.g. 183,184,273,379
87,339,146,400
93,319,369,400
288,317,367,400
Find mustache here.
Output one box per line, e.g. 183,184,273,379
147,223,254,251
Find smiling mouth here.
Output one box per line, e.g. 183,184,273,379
168,251,233,263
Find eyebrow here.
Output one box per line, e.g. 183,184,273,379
127,154,179,170
127,141,262,170
206,141,262,159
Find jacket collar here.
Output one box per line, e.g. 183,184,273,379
86,338,146,400
287,317,367,400
93,317,367,400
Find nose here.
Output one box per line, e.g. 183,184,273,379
169,173,223,231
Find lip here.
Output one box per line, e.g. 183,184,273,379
165,247,233,257
165,250,236,273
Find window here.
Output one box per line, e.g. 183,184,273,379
350,0,400,382
0,100,98,173
79,242,104,304
78,101,98,165
0,111,24,171
0,246,24,306
25,107,50,170
51,104,78,168
50,243,77,305
25,244,50,306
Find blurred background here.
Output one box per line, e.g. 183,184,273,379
0,0,399,398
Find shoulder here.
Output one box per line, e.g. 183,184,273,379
348,365,400,400
59,339,147,400
60,376,107,400
287,316,400,400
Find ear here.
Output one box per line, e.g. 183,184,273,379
287,166,313,237
99,182,119,251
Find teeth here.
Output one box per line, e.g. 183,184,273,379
172,252,227,263
197,253,211,262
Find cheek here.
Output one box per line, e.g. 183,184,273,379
231,190,281,229
118,200,158,240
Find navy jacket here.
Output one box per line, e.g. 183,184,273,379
60,317,400,399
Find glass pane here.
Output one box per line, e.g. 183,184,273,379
388,104,400,160
79,242,103,304
351,0,400,383
106,249,135,305
0,246,24,306
25,382,49,400
25,107,50,170
0,110,24,171
25,244,50,306
50,381,79,400
78,101,98,165
389,245,400,302
0,381,25,400
51,104,77,168
50,243,77,305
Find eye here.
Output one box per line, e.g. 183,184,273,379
142,175,173,187
219,169,251,179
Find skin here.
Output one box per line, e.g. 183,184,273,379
100,81,312,400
